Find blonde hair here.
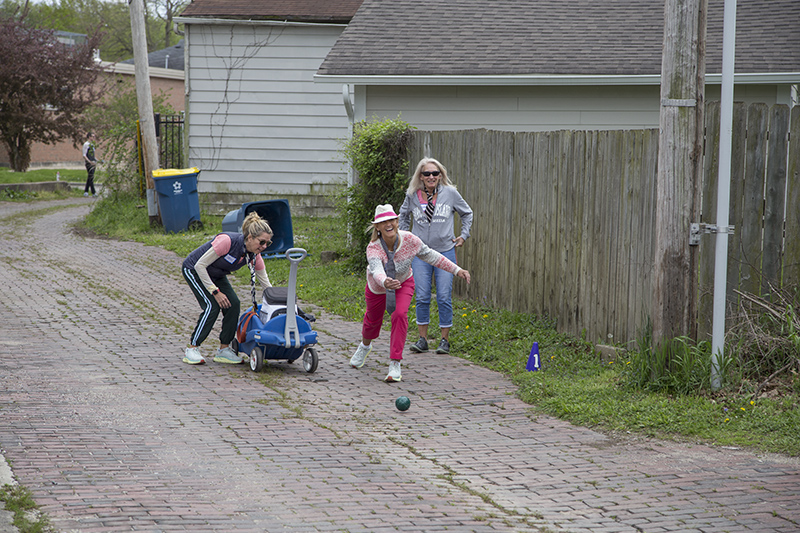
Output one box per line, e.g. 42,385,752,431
370,218,398,242
406,157,454,195
242,212,273,239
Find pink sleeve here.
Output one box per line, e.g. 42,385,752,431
210,234,232,256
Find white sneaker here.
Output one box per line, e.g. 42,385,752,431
384,360,402,382
349,342,372,368
183,346,205,365
213,346,243,364
83,192,89,197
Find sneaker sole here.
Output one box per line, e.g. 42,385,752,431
384,375,402,382
409,346,428,353
213,357,243,364
183,357,205,365
435,349,449,354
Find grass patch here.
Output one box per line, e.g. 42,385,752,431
0,167,87,202
0,167,85,184
76,193,800,457
0,484,53,533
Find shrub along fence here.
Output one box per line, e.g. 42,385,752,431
407,102,799,345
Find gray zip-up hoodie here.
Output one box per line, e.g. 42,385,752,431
398,185,474,253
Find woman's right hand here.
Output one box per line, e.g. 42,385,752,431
457,269,471,284
383,277,401,291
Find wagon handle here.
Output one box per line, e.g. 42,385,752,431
283,248,307,347
285,248,308,263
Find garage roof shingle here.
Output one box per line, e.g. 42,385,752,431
180,0,363,23
317,0,800,77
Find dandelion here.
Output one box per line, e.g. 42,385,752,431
725,418,730,423
750,400,755,406
462,313,467,317
626,361,631,365
465,325,470,329
740,407,746,411
483,314,488,318
609,360,614,364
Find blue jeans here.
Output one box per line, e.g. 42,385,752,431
412,247,457,328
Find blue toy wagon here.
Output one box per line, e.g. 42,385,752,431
231,248,319,373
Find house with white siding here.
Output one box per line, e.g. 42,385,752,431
315,0,799,132
175,0,363,215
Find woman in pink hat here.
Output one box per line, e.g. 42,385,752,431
350,204,471,382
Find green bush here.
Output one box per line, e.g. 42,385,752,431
336,116,413,270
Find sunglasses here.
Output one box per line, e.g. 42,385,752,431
421,171,441,177
259,239,271,247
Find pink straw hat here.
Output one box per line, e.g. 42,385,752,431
372,204,399,224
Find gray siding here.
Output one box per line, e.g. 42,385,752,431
359,84,786,132
186,23,349,196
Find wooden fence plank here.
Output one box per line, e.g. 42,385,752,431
761,105,790,298
593,131,611,342
578,131,599,339
560,130,579,334
698,101,721,341
726,102,748,309
739,103,769,295
564,131,585,334
783,106,800,289
623,130,645,345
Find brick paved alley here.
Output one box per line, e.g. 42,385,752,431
1,198,798,532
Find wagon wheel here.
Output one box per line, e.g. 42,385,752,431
188,220,204,231
250,346,265,372
302,347,318,373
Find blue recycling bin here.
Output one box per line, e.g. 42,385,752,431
221,199,293,258
152,167,203,233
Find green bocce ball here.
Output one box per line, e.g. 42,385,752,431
395,396,411,411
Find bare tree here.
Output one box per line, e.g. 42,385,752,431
150,0,189,49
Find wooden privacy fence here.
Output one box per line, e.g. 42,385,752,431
407,102,799,345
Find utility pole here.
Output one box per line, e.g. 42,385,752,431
129,0,161,225
652,0,707,346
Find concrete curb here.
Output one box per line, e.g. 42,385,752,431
0,453,19,533
0,181,71,193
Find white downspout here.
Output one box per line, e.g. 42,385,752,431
342,84,355,187
711,0,737,389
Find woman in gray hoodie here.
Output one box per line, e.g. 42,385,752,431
399,157,474,355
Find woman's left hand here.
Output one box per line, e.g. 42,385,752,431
457,269,471,284
452,237,465,247
214,291,231,309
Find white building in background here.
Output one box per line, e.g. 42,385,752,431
175,0,363,215
315,0,799,132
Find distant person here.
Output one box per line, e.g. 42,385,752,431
82,132,99,197
399,157,473,355
350,204,470,382
181,212,273,365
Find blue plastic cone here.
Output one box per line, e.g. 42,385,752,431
526,342,540,371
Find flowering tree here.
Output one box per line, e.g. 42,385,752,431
0,13,104,171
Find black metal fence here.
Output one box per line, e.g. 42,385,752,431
155,112,185,169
